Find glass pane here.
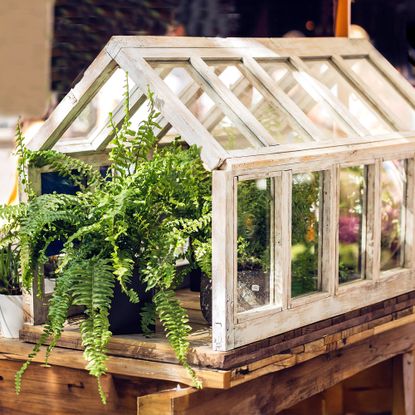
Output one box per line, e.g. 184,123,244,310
291,171,322,297
305,59,393,135
346,58,415,131
208,63,307,144
381,160,406,271
237,178,272,312
339,166,365,284
260,61,351,140
61,68,136,143
151,63,257,151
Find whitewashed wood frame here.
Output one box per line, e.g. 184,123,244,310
213,150,415,351
26,36,415,352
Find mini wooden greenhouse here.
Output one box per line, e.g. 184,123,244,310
8,35,415,414
23,35,415,350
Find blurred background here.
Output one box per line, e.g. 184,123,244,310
1,0,415,203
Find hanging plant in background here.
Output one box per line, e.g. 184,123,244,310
0,82,212,404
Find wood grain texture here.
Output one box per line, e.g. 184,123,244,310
0,359,175,415
137,322,415,415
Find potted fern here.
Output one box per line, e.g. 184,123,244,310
1,88,212,403
0,242,23,338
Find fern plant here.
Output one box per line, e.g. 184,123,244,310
1,84,212,404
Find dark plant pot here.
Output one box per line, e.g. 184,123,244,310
189,267,202,292
200,274,212,325
109,270,153,335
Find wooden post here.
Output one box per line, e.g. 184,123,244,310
335,0,351,38
393,352,415,415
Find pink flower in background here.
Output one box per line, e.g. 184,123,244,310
339,215,360,243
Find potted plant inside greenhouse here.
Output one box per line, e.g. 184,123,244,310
0,88,214,402
0,242,23,338
4,35,415,413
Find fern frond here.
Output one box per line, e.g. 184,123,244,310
28,150,104,190
154,290,201,388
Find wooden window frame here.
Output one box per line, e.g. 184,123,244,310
212,147,415,351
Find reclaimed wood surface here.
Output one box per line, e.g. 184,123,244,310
19,292,415,377
136,321,415,415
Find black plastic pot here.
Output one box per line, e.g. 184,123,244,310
189,267,202,292
108,270,153,335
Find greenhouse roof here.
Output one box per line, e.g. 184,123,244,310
28,36,415,170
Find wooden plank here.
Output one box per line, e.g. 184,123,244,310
0,358,178,415
20,293,415,372
405,159,415,269
366,160,381,281
111,48,227,170
276,173,291,310
212,171,235,351
106,36,372,59
149,322,415,415
27,48,117,151
222,135,415,173
402,352,415,415
322,166,338,294
289,56,369,137
241,56,321,141
232,270,415,348
189,56,273,147
0,339,230,389
393,355,406,415
137,387,195,415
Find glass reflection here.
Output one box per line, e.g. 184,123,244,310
347,58,415,132
151,63,257,150
210,63,306,144
261,61,351,140
237,178,272,312
339,166,365,283
381,160,406,271
291,172,322,297
305,60,392,135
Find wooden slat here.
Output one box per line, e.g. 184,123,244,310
106,36,372,59
111,48,227,170
402,352,415,415
366,160,381,281
323,165,338,295
405,159,415,269
275,173,291,310
330,55,401,131
289,56,369,137
212,171,235,351
199,75,251,134
27,49,117,151
0,339,230,389
222,135,415,173
241,57,321,141
189,56,273,147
